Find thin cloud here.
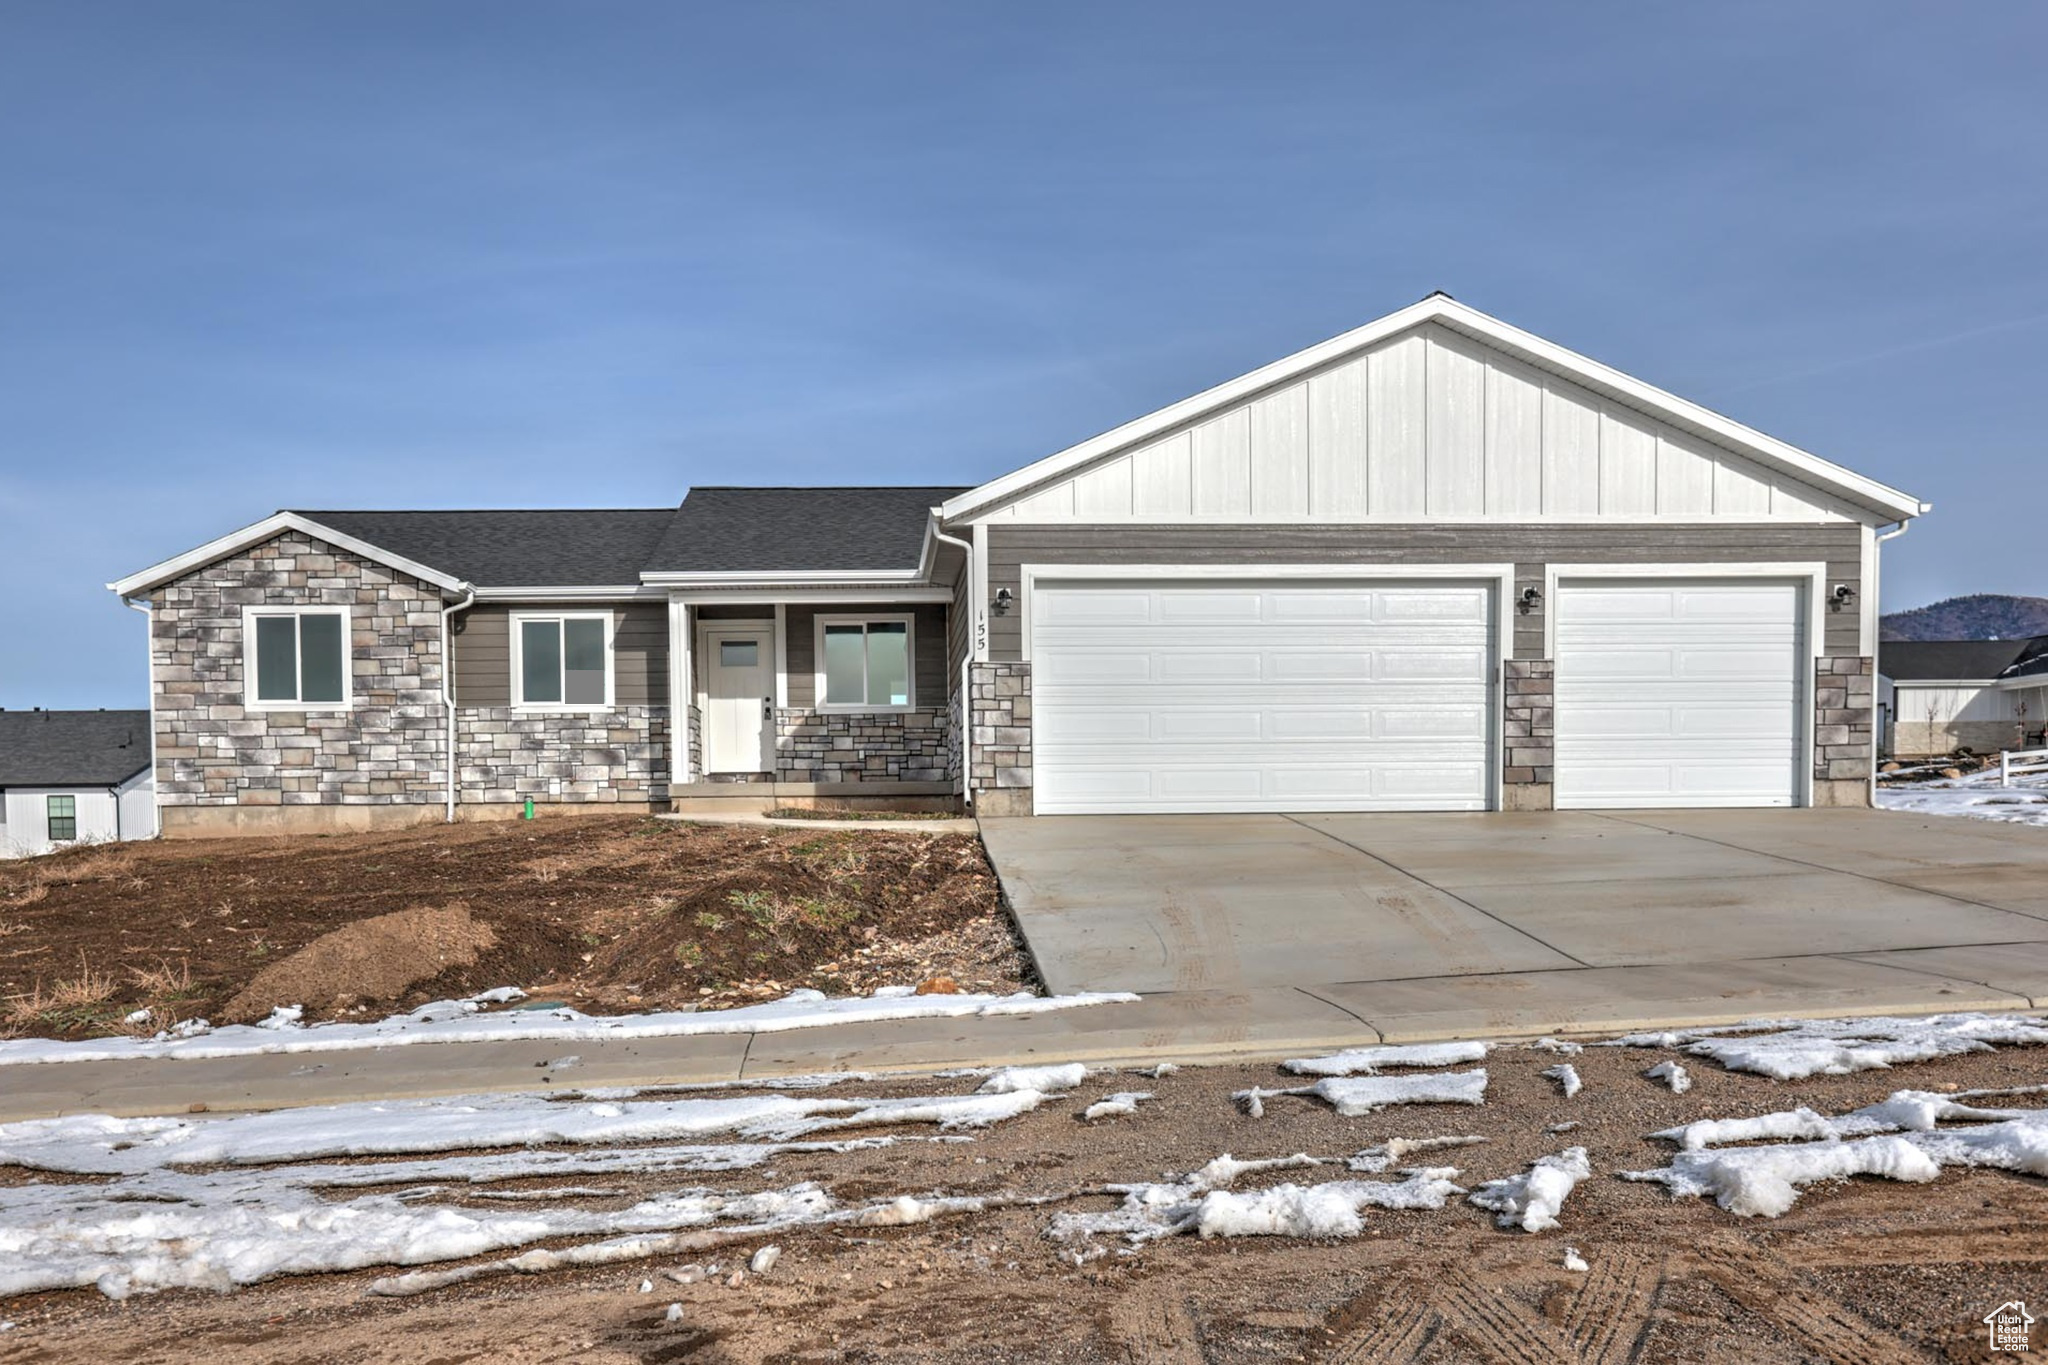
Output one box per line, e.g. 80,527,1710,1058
1708,309,2048,396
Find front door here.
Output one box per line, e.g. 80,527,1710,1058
702,626,774,775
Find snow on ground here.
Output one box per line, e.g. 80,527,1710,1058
1345,1135,1487,1173
1609,1012,2048,1079
1046,1153,1464,1244
1468,1147,1591,1232
1878,768,2048,826
0,1072,1079,1298
978,1063,1089,1094
1542,1064,1582,1098
1080,1092,1153,1122
1237,1070,1488,1118
1626,1089,2048,1217
1279,1041,1488,1076
1645,1061,1692,1093
0,988,1141,1068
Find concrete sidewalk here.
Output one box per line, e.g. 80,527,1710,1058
7,942,2045,1121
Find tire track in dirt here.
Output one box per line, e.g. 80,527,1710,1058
1104,1291,1205,1364
1432,1270,1580,1365
1562,1248,1667,1363
1320,1294,1440,1364
1701,1246,1926,1364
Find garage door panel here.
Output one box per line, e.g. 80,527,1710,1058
1556,579,1803,809
1031,579,1497,814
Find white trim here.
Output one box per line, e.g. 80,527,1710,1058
813,613,918,713
111,511,468,598
473,584,665,602
1891,675,2048,691
1546,564,1824,809
939,295,1927,526
641,568,929,586
971,522,990,663
1539,562,1829,661
773,604,789,709
240,605,355,711
668,598,693,785
666,587,954,605
1016,561,1516,666
509,609,616,711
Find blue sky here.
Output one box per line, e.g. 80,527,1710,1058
3,2,2044,707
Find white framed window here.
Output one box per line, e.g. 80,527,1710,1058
46,794,77,843
512,611,614,709
815,614,914,711
241,606,353,709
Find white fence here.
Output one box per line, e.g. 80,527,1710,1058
2001,747,2048,787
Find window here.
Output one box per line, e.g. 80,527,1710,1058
816,616,913,710
514,613,611,707
242,607,350,708
46,795,76,843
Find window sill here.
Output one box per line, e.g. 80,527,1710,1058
244,701,357,712
815,704,918,715
512,703,616,714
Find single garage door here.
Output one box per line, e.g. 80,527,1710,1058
1554,579,1806,809
1030,579,1496,814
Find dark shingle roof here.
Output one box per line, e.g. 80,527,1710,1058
1880,637,2048,683
293,509,679,587
644,487,969,575
0,710,151,787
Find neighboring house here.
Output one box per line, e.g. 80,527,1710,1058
109,295,1926,832
1879,636,2048,758
0,709,156,857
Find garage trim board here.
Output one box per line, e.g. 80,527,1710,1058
1021,563,1513,815
1545,562,1824,810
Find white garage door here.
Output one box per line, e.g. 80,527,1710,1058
1030,579,1496,814
1554,579,1806,809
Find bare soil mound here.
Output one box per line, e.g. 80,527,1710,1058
220,903,497,1022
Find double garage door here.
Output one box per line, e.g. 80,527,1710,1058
1029,576,1806,815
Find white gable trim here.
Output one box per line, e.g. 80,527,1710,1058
109,511,470,598
941,296,1927,525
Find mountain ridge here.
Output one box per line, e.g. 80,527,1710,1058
1881,593,2048,642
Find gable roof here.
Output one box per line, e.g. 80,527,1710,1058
939,294,1929,525
1880,637,2048,683
296,509,677,588
0,710,151,787
110,511,474,598
643,487,968,579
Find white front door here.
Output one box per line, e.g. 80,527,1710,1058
702,626,774,775
1554,579,1806,808
1030,578,1497,814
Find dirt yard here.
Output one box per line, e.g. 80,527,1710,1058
0,817,1020,1038
1,1042,2044,1362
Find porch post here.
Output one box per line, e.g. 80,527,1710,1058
668,594,691,790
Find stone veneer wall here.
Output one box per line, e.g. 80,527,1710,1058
945,685,964,786
968,662,1032,816
457,706,670,804
149,532,447,810
1502,660,1555,811
773,708,950,783
1813,655,1875,805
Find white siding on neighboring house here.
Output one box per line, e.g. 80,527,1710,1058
979,324,1856,525
1894,684,2038,725
0,770,154,858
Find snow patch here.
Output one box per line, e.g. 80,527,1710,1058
1048,1158,1464,1245
1280,1041,1488,1076
1468,1147,1591,1232
1645,1061,1691,1094
1542,1064,1582,1098
1608,1012,2048,1080
978,1063,1087,1095
1081,1092,1153,1123
1346,1136,1487,1174
1237,1070,1488,1118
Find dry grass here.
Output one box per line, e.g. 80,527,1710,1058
2,955,121,1034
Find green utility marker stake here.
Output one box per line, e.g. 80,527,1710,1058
523,797,534,820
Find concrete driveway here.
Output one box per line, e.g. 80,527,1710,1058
979,808,2048,1039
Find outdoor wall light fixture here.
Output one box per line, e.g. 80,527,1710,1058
1830,584,1856,612
1517,586,1542,615
992,587,1014,616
